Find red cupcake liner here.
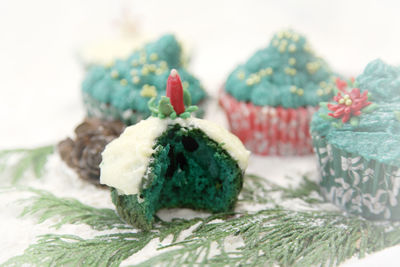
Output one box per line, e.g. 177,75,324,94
219,90,317,156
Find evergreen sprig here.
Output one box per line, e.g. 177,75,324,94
18,188,129,231
135,209,400,267
0,145,54,183
3,175,400,267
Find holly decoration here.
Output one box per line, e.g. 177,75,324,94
148,69,198,119
319,78,378,127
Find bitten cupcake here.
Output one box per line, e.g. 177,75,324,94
220,29,336,155
100,70,250,230
311,59,400,220
82,34,207,125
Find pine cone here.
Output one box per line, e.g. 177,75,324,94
58,118,125,185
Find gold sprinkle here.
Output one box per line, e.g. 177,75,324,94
277,31,284,39
319,81,327,88
325,87,332,94
290,86,297,93
155,69,164,75
289,58,296,66
339,98,345,104
306,62,320,74
265,67,273,75
346,99,353,106
250,74,261,84
281,39,288,46
131,60,139,67
303,43,311,52
343,94,350,99
147,64,156,72
292,34,299,42
283,31,292,38
141,66,149,75
183,81,189,90
279,44,286,53
111,70,119,78
139,56,146,64
150,53,158,61
237,71,245,80
130,69,138,76
317,89,324,96
132,76,140,84
140,84,157,98
297,88,304,96
159,61,168,69
246,78,254,86
120,79,128,86
288,44,297,53
272,40,279,47
285,67,297,76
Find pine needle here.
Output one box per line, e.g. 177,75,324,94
18,188,129,230
0,145,54,183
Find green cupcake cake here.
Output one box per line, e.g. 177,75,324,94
82,34,207,125
311,59,400,220
100,70,250,230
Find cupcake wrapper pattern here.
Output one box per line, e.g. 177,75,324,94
219,90,316,156
83,93,146,125
312,134,400,220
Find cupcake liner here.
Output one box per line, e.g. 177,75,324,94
83,93,146,125
83,93,206,125
219,90,316,156
312,134,400,220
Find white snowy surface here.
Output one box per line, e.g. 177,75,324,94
1,0,400,266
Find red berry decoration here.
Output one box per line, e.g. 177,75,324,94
166,69,185,115
328,80,371,123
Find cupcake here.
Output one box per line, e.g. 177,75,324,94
311,59,400,220
100,70,250,230
220,29,337,155
82,34,207,125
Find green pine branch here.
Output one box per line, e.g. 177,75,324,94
3,174,400,267
0,145,54,183
2,218,204,267
18,188,129,231
136,209,400,267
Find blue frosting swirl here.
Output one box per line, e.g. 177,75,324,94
225,30,336,108
82,34,206,117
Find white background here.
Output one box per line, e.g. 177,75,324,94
0,0,400,266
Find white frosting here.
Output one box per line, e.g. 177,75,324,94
100,117,250,195
100,117,168,195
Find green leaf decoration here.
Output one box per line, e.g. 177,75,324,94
319,102,328,108
3,174,400,267
18,188,129,230
394,111,400,121
183,88,192,107
318,113,334,121
158,96,175,117
350,116,360,126
361,103,379,113
0,145,54,183
331,121,343,129
149,95,198,120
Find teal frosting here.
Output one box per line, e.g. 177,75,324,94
82,34,206,118
225,30,336,108
311,59,400,167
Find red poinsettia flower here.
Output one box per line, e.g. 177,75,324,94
328,79,371,123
